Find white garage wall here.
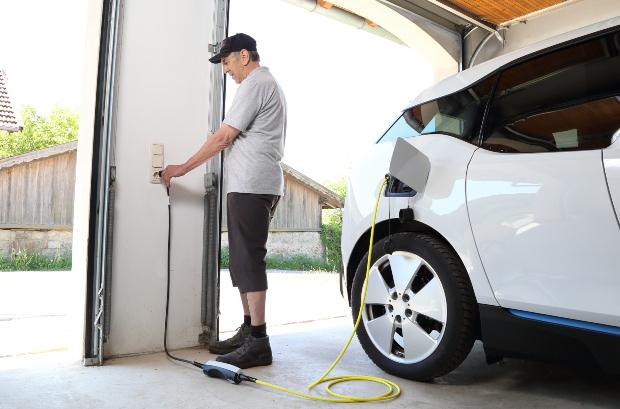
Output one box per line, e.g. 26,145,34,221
70,0,104,362
105,0,216,356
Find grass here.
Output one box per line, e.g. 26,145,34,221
220,247,337,272
0,247,334,272
0,250,72,271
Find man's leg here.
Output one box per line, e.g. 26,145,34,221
246,290,266,325
207,291,252,354
215,194,275,367
216,288,271,368
239,291,251,316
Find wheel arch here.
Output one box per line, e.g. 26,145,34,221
346,219,482,341
345,219,471,302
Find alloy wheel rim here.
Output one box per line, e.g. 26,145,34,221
362,251,447,363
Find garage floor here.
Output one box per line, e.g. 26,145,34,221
2,316,619,409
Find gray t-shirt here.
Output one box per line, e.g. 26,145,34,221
223,66,287,196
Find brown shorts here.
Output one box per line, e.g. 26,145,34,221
227,192,280,293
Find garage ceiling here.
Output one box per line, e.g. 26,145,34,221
383,0,572,30
440,0,565,26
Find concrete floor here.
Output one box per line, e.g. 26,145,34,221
2,316,620,409
2,270,619,408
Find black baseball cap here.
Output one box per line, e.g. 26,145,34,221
209,33,257,64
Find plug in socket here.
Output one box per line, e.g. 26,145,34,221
150,143,164,184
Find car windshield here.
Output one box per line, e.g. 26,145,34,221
377,114,421,143
377,74,497,144
405,74,497,142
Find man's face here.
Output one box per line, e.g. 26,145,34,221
222,52,246,84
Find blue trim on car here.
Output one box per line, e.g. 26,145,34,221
509,309,620,336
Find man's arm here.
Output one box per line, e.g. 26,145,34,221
161,123,240,187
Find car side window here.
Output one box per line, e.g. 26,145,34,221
377,114,421,143
483,31,620,153
404,74,497,144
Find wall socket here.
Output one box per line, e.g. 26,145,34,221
150,143,164,184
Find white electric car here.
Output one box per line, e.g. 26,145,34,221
341,21,620,381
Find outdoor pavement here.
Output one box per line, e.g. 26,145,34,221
219,268,350,332
0,269,349,357
0,271,72,357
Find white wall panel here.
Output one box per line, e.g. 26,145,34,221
106,0,215,356
71,0,105,362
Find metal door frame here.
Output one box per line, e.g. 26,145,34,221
84,0,122,366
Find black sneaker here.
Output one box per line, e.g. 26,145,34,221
216,335,272,369
208,323,250,355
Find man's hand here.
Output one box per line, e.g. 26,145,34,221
161,164,187,187
160,125,239,188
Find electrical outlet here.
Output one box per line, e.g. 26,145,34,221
150,143,164,184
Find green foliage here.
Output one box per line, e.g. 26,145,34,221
0,250,72,271
220,246,230,268
319,177,347,273
220,247,336,272
0,105,79,159
266,254,335,271
320,222,342,272
323,177,346,201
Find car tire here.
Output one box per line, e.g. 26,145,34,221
351,232,477,381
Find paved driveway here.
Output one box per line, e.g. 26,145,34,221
0,271,72,357
0,269,348,356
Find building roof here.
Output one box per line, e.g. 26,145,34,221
0,140,77,170
0,140,345,209
0,70,22,132
281,163,344,209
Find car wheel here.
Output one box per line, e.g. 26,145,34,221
351,232,477,381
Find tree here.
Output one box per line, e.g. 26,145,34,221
0,105,79,159
320,177,347,272
322,177,346,225
324,178,346,200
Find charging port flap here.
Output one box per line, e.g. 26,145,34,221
389,137,431,194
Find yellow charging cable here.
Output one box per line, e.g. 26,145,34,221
253,176,400,403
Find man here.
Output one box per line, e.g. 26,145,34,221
161,33,286,369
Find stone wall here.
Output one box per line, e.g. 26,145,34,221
221,231,325,260
0,229,72,258
0,229,323,260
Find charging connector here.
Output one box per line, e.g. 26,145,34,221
202,361,257,384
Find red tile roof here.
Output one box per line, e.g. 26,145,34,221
0,69,22,132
